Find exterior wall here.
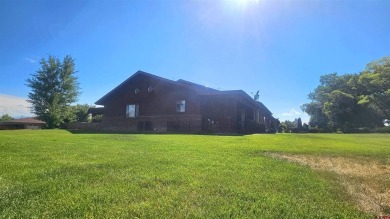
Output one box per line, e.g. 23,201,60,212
68,115,202,133
200,95,237,133
234,102,273,134
0,124,44,130
199,95,274,134
103,115,201,133
25,124,41,129
99,74,203,132
95,73,276,134
102,75,201,118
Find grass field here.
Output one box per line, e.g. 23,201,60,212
0,130,389,218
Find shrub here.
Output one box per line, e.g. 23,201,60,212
374,126,390,133
307,128,319,133
92,114,103,123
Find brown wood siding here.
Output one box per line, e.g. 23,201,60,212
201,95,237,133
100,115,202,133
102,74,201,118
95,72,275,134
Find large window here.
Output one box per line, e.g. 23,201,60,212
126,104,139,118
176,100,185,113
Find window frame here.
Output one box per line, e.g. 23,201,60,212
126,104,139,118
176,100,186,113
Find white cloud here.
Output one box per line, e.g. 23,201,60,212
280,108,302,116
24,57,39,64
276,108,310,123
0,94,34,118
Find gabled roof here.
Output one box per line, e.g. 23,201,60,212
96,70,177,105
222,90,272,115
0,118,46,125
95,71,273,116
95,70,219,105
256,101,272,115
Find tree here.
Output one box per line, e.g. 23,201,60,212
357,57,390,120
301,102,329,128
296,117,303,130
302,57,390,132
322,90,356,129
0,114,13,121
26,55,80,128
302,123,309,131
280,120,295,133
64,104,90,123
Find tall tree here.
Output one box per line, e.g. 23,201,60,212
357,57,390,120
302,57,390,132
301,102,329,128
26,55,80,128
296,117,303,130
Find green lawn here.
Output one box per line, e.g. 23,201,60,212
1,130,389,218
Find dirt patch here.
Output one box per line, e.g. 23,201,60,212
267,153,390,215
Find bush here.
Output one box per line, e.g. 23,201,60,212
92,114,103,123
342,127,372,133
307,128,319,133
374,126,390,133
317,128,333,133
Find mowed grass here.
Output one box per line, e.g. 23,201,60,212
0,130,389,218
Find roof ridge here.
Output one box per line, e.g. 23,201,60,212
95,70,176,105
176,79,219,92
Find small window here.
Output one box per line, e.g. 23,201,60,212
176,100,185,112
255,110,260,122
126,104,139,117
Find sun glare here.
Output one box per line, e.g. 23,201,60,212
225,0,261,11
235,0,260,6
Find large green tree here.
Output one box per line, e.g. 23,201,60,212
0,114,13,121
357,57,390,120
302,57,390,132
26,55,80,128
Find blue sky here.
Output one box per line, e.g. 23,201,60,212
1,0,389,122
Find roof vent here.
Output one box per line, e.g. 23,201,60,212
147,86,154,93
134,88,140,94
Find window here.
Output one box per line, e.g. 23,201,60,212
255,110,260,123
176,100,185,112
126,104,139,117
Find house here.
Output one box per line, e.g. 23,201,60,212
0,118,46,130
94,71,278,133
